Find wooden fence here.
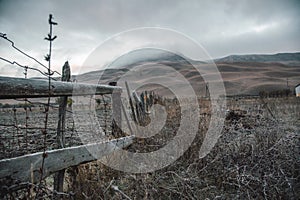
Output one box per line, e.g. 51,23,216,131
0,75,133,195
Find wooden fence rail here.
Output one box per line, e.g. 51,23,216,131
0,76,122,99
0,136,133,184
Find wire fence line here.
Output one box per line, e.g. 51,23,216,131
1,14,59,163
0,32,61,77
1,14,84,198
0,14,129,199
36,13,59,198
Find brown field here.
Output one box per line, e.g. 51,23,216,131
67,96,300,199
1,96,299,199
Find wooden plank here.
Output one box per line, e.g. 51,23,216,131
0,76,122,99
0,136,134,184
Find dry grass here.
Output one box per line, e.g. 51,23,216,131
1,97,299,199
66,97,300,199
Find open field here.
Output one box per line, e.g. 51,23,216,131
1,96,299,199
66,96,300,199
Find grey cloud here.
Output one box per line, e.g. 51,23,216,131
0,0,299,76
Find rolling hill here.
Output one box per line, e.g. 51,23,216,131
74,50,300,97
215,52,300,66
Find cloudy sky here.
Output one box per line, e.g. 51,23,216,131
0,0,299,77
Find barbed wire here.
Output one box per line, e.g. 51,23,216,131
13,98,73,113
0,14,81,198
36,14,58,198
0,32,61,76
0,14,122,198
0,56,58,80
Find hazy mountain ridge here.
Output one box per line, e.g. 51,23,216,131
72,52,300,96
215,52,300,64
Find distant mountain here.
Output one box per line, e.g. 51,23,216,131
108,48,195,69
74,48,197,84
72,51,300,96
215,52,300,65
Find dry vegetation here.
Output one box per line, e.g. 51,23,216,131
66,97,299,199
1,96,299,199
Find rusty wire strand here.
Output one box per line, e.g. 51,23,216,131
0,56,59,79
36,14,57,198
0,32,61,76
13,98,73,114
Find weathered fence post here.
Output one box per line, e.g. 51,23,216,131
125,81,137,123
54,61,70,194
110,82,122,137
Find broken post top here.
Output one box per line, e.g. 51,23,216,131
61,61,71,82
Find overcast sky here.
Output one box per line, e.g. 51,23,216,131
0,0,299,77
